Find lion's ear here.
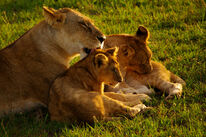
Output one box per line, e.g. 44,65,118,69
136,26,150,42
94,53,108,68
106,47,119,56
43,6,66,28
120,45,135,57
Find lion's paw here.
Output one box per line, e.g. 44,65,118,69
129,104,144,117
166,83,183,100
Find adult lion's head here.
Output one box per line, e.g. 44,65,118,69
104,26,153,74
43,6,105,58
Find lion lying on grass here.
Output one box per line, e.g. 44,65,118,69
0,6,105,116
49,48,150,123
104,26,186,99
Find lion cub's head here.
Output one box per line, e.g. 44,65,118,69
43,6,105,58
104,26,153,74
89,47,123,87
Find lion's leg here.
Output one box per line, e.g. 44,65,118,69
126,71,183,99
130,85,154,95
0,98,46,117
104,92,150,107
72,93,145,119
104,92,150,103
102,95,147,118
50,90,147,122
145,78,183,99
122,100,145,107
133,84,152,94
126,79,154,95
150,79,183,100
105,81,152,95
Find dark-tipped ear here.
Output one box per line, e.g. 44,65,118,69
120,45,135,57
43,6,66,28
136,26,150,42
106,47,119,56
94,53,108,68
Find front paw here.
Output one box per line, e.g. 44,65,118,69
134,104,152,112
166,83,183,100
129,104,146,117
129,103,152,117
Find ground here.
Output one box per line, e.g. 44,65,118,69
0,0,205,136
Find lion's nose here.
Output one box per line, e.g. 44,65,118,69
97,36,106,43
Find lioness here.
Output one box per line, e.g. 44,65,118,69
49,48,150,123
104,26,186,99
0,7,105,116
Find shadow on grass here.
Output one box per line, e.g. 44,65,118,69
0,106,105,136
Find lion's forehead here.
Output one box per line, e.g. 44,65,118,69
58,8,92,22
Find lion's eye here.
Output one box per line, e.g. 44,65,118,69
79,22,87,27
79,22,92,32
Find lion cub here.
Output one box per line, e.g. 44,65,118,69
104,26,186,99
49,48,149,123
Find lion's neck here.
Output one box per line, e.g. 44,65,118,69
72,70,103,93
82,81,104,94
70,58,104,94
92,82,104,94
10,21,71,67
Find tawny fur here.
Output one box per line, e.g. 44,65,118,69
104,26,186,99
0,7,105,116
49,48,150,123
126,61,186,99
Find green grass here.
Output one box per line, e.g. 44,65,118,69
0,0,205,136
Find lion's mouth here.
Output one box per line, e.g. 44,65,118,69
83,43,104,55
